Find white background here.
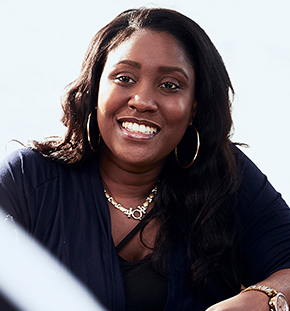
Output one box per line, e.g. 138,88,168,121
0,0,289,203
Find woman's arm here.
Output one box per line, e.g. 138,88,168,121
206,269,290,311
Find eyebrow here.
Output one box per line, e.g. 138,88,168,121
114,60,141,69
114,60,189,80
158,66,189,80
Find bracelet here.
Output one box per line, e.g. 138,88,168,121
241,285,289,311
241,285,277,298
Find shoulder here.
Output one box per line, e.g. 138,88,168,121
232,148,290,283
233,146,289,218
0,148,60,195
1,147,59,175
235,147,266,185
234,146,273,197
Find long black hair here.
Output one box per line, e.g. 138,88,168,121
32,8,242,296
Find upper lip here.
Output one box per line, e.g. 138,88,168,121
117,116,161,130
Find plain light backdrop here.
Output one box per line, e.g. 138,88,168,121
1,0,289,203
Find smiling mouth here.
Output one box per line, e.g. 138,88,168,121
121,121,158,135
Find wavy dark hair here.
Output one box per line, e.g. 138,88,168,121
32,8,242,297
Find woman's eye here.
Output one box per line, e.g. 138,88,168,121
116,75,135,84
160,82,179,90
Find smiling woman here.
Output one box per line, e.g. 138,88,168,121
0,7,290,311
97,30,195,169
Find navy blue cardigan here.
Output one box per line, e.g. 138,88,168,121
0,148,290,310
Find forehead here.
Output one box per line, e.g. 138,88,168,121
104,29,194,75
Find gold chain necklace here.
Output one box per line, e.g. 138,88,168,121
104,186,157,221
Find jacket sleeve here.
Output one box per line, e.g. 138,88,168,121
0,149,32,227
236,149,290,286
0,148,59,231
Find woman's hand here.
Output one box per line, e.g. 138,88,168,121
205,291,269,311
206,269,290,311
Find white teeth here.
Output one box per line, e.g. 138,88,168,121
121,122,157,134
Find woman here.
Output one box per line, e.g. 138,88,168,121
0,7,290,311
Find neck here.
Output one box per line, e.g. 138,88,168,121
98,148,165,201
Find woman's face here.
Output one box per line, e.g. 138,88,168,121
97,29,196,169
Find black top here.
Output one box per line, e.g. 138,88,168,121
115,210,167,311
119,255,168,311
0,147,290,310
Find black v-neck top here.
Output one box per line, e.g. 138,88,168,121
119,255,168,311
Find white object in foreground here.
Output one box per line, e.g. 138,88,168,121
0,209,105,311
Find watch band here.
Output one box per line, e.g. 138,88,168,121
241,284,277,297
241,285,289,311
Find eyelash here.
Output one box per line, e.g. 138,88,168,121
115,75,181,91
159,81,180,90
115,75,135,84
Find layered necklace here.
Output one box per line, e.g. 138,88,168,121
104,186,158,221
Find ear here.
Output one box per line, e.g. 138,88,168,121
189,100,197,125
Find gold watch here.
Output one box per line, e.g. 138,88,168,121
241,285,289,311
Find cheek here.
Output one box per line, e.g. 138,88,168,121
97,97,116,125
97,74,116,111
97,84,128,116
164,99,192,127
96,93,119,134
97,83,112,113
97,94,107,117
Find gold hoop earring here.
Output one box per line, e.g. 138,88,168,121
175,127,200,169
87,107,100,152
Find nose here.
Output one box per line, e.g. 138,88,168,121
128,83,158,113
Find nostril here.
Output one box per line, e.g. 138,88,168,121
128,95,157,113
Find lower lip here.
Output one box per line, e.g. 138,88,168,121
119,124,157,140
